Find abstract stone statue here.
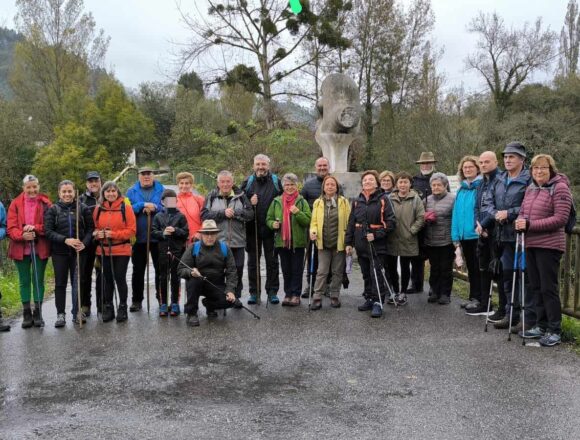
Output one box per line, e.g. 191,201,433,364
315,74,361,173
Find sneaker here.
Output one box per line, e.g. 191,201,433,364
539,332,561,347
54,313,66,328
102,304,115,322
32,307,45,327
438,295,451,305
129,302,142,312
427,294,439,303
330,298,341,308
269,295,280,305
371,302,383,318
159,304,168,317
247,295,257,305
466,305,492,316
22,308,33,329
386,295,395,305
460,299,474,309
465,300,481,311
187,313,200,327
358,299,374,311
170,303,181,316
0,319,10,332
487,310,505,323
310,299,322,311
519,326,545,339
395,293,408,306
72,313,87,325
493,316,511,329
510,321,523,335
116,304,128,322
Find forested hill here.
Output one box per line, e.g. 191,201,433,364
0,27,22,99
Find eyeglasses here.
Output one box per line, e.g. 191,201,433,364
532,166,550,171
140,172,153,176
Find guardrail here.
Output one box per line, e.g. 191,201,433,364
453,226,580,319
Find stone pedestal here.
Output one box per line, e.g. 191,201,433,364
333,172,362,200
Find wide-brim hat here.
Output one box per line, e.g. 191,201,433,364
138,166,154,174
502,142,526,158
416,152,437,164
199,219,221,233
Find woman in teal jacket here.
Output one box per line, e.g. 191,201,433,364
266,173,311,306
451,156,484,314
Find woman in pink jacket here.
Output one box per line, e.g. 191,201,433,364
515,154,573,347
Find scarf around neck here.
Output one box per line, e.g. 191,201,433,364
282,192,299,248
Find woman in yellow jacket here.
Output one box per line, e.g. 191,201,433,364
309,175,351,309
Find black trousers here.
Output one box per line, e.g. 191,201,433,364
184,277,230,315
385,255,400,293
52,253,85,317
231,247,245,298
246,229,279,296
102,255,130,305
426,245,454,298
81,242,102,310
477,236,505,313
526,248,563,334
410,255,425,292
358,254,388,301
461,239,482,301
131,242,159,304
158,248,184,305
278,247,305,297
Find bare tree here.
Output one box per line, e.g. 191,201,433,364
466,11,557,120
559,0,580,77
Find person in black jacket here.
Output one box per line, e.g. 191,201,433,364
178,220,238,327
152,189,189,317
345,171,396,318
79,171,102,316
44,180,94,328
240,154,283,304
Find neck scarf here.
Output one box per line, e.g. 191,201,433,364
282,191,299,248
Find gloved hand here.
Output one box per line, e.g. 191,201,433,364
424,210,437,224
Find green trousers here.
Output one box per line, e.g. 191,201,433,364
14,255,48,304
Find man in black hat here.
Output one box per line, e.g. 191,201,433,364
79,171,102,316
481,141,534,332
178,220,237,327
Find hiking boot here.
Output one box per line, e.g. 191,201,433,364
170,303,181,316
0,319,10,332
539,332,561,347
282,296,292,306
247,295,257,305
510,321,523,335
395,293,408,306
116,304,128,322
465,300,481,312
493,316,511,329
438,295,451,305
54,313,66,328
269,295,280,305
460,299,476,309
102,304,115,322
386,295,395,305
206,309,218,318
358,299,374,311
330,298,341,308
519,326,545,339
487,310,505,323
187,313,200,327
466,305,492,316
159,304,168,317
32,306,45,327
22,308,33,329
371,302,383,318
129,302,142,312
290,296,301,306
72,313,87,325
428,294,439,303
310,299,322,311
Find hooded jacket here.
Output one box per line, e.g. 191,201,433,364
177,191,205,241
517,173,573,253
44,200,95,256
266,194,311,249
386,189,425,256
413,171,434,200
7,192,52,260
310,195,351,251
481,167,531,242
201,187,253,248
345,190,396,257
424,191,455,247
93,197,137,257
451,176,482,242
126,180,164,244
151,208,190,255
240,172,283,235
475,167,501,227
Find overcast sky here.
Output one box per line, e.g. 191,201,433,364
0,0,570,95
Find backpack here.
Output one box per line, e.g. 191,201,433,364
53,203,86,234
95,201,127,224
246,173,280,192
548,184,576,234
192,240,229,260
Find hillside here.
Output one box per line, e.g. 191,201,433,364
0,27,22,99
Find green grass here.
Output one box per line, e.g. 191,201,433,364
0,260,54,318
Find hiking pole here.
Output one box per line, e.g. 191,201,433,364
30,240,43,325
146,211,151,314
75,190,83,328
107,238,119,311
520,232,527,347
365,226,384,313
369,241,398,308
99,240,106,322
253,206,262,305
308,240,315,312
484,276,495,333
507,233,521,342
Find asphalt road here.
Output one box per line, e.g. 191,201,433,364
1,264,579,440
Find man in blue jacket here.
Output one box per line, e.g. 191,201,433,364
481,142,533,331
0,201,10,332
127,167,165,312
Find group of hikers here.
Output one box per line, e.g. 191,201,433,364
0,144,575,346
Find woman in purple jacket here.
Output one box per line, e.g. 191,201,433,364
515,154,573,347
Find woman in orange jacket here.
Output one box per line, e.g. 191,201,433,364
176,172,205,242
93,181,136,322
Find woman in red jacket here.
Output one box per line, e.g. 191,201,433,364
93,181,136,323
7,175,51,328
515,154,573,347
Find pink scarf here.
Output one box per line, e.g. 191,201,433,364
281,192,299,248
